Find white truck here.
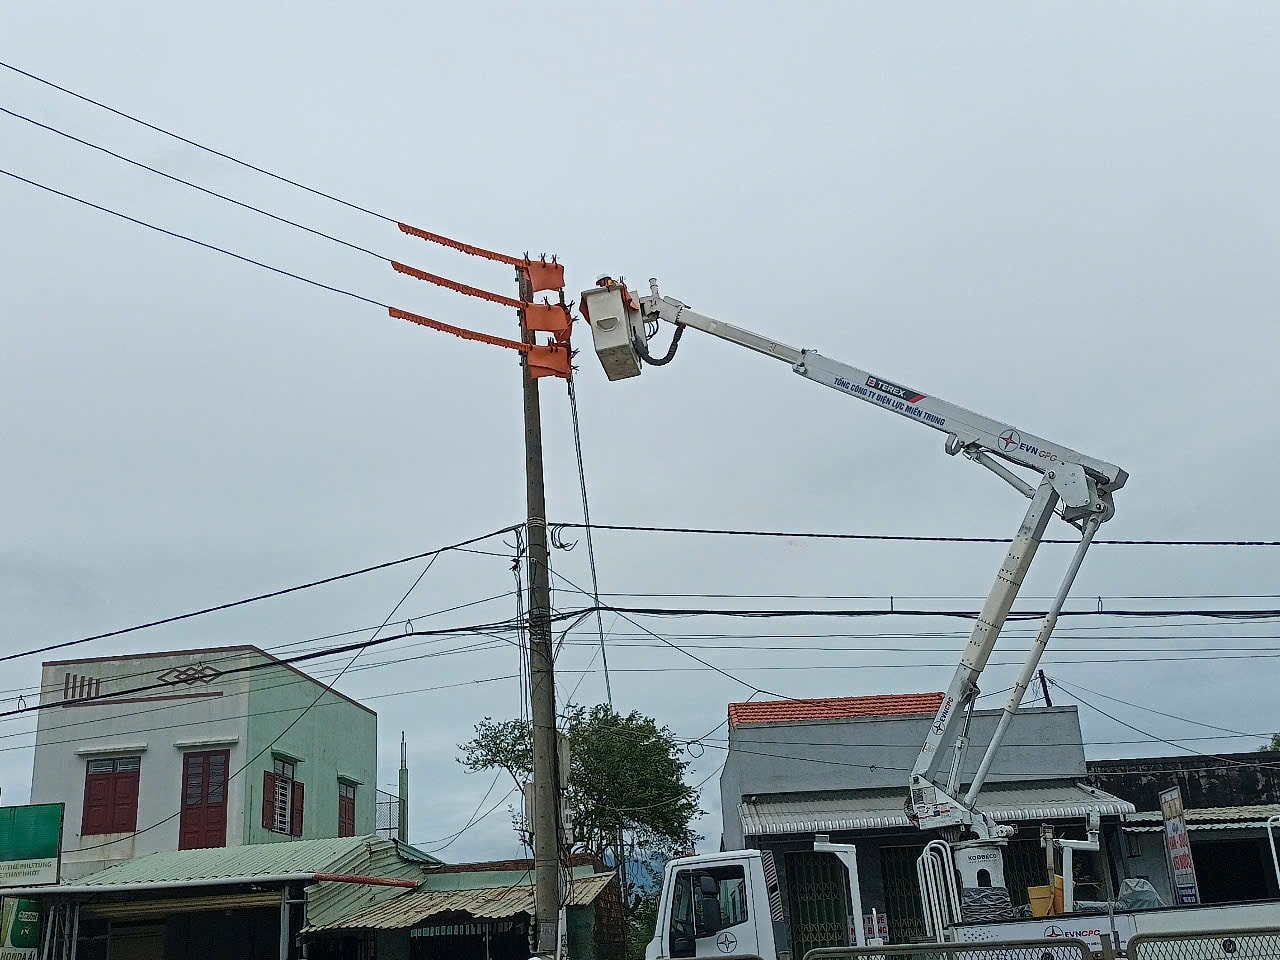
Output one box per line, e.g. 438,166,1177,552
579,278,1280,958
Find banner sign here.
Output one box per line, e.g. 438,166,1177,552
1,897,40,959
0,804,63,889
1159,785,1200,905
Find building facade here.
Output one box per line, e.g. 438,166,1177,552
720,694,1133,952
30,646,377,880
1086,753,1280,906
3,835,437,960
303,856,625,960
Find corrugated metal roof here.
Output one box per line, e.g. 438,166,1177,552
729,693,944,728
73,835,384,886
307,839,437,930
740,781,1134,836
22,836,436,931
305,872,616,932
1122,804,1280,833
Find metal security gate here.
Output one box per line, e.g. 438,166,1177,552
1003,839,1049,911
786,850,853,960
1128,929,1280,960
881,846,928,943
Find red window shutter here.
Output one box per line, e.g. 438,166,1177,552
262,771,278,830
82,775,112,836
113,771,140,832
290,780,305,837
338,790,355,838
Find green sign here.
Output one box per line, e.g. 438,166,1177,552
1,897,40,957
0,805,63,889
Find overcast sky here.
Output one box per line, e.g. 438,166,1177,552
1,3,1278,862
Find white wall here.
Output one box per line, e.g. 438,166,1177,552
30,648,255,879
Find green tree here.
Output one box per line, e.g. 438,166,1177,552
1259,733,1280,752
459,704,703,868
625,887,661,960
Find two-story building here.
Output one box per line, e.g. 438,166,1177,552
31,645,377,879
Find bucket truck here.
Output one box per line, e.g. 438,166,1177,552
579,278,1280,957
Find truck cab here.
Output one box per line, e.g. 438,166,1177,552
648,852,779,960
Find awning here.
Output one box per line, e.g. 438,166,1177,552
81,891,283,920
305,873,616,932
740,781,1134,837
1122,804,1280,833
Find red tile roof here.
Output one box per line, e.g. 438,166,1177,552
728,692,945,727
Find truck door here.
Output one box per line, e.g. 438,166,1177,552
666,864,760,960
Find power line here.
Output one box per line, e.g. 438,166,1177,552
74,543,451,852
594,590,1280,602
1,61,546,279
0,59,398,223
1049,677,1259,739
540,571,799,702
0,644,519,755
424,778,514,854
588,604,1280,621
10,606,1253,706
0,589,517,705
555,522,1280,548
0,521,519,665
0,612,527,722
1048,681,1280,771
0,104,389,260
558,638,1280,656
0,166,389,308
722,731,1278,752
562,378,612,706
554,651,1280,671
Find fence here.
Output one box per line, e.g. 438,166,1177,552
375,788,401,840
1128,930,1280,960
803,938,1093,960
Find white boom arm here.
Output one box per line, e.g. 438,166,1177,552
582,278,1127,840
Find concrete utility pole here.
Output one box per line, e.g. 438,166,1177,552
398,733,409,843
517,266,561,957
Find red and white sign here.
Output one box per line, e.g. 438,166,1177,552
854,913,889,944
1159,785,1200,905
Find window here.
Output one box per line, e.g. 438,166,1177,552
1127,833,1143,858
338,781,357,838
716,867,749,928
668,865,748,958
262,758,304,837
179,750,229,850
82,756,140,836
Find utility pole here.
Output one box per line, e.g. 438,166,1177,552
397,732,409,843
517,265,561,958
1038,669,1053,707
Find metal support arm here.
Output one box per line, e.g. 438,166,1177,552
586,277,1126,837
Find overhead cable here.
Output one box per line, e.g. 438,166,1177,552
0,168,563,367
0,96,560,305
75,541,448,851
554,522,1280,548
0,523,519,665
1048,681,1280,770
563,377,612,706
0,59,400,222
